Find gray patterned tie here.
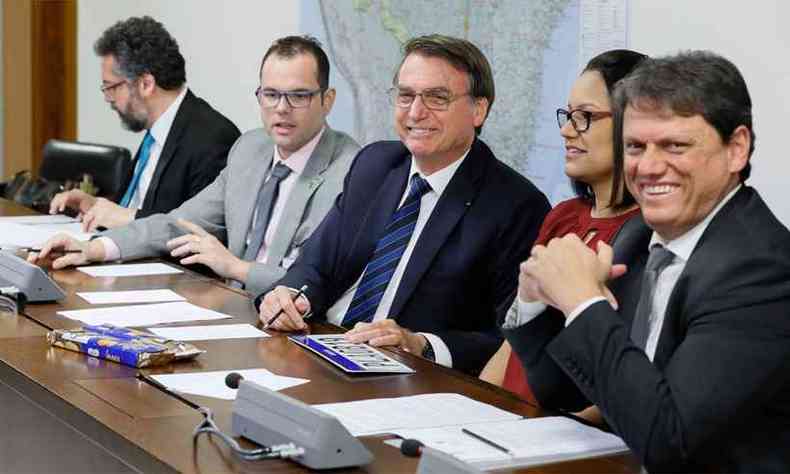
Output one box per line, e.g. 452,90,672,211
630,245,675,350
242,162,292,262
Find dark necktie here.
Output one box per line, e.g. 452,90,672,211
630,244,675,350
120,131,155,207
341,174,431,327
242,162,292,262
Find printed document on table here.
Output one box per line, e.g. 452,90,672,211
151,368,308,400
0,222,93,248
0,215,79,224
313,393,521,436
148,324,269,341
77,289,185,305
57,301,231,327
29,222,94,241
389,417,629,470
77,263,183,277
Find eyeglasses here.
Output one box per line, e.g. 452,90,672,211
556,108,612,133
388,87,471,111
100,79,128,98
255,87,324,108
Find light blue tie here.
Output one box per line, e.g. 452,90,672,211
341,174,431,327
120,131,155,207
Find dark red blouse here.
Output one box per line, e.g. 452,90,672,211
501,198,640,404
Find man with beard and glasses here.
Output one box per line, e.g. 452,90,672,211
49,16,239,232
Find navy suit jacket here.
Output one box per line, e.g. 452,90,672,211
266,138,550,374
505,186,790,473
130,89,240,218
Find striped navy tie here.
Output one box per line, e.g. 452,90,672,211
341,173,431,327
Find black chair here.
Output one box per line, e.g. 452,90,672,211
39,139,132,202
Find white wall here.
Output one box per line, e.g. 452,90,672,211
77,0,300,154
629,0,790,226
77,1,790,226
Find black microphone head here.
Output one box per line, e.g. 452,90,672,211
401,438,424,457
225,372,244,389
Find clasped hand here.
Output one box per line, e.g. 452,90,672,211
520,234,626,316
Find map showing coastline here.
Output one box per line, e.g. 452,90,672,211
302,0,626,203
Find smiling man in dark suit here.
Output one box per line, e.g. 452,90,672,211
257,34,550,375
50,16,239,231
507,51,790,472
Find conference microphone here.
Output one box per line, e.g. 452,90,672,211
400,438,424,457
226,372,244,389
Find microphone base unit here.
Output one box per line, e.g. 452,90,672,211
231,379,373,469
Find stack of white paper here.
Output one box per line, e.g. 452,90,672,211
391,417,629,470
148,324,269,341
77,289,185,305
0,221,93,248
77,263,183,277
0,215,78,224
151,368,308,400
57,301,231,327
313,393,521,436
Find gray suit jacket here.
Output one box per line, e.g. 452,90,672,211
103,126,360,294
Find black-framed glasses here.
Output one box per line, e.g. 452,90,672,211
556,108,612,133
255,87,324,108
100,79,128,98
388,87,471,111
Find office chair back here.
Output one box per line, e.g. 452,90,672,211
39,139,132,202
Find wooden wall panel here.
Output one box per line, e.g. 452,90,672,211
3,0,76,179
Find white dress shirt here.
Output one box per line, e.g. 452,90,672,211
562,184,742,360
100,126,325,263
250,127,324,264
325,150,470,368
127,86,188,209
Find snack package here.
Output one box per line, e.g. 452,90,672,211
47,324,203,367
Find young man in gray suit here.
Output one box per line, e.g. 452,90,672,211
34,36,360,295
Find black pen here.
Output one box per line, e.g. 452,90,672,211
264,284,308,330
2,246,82,254
136,372,200,409
28,247,83,254
461,428,512,455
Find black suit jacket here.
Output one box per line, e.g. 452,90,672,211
266,139,550,374
505,186,790,473
130,89,240,218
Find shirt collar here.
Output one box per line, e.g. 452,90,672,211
272,126,326,176
408,148,470,198
148,86,188,145
650,184,742,262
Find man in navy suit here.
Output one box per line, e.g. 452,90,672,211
257,34,549,375
507,51,790,472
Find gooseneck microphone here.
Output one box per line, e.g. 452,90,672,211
225,372,244,389
401,438,424,457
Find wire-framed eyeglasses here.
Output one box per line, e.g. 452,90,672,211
255,87,324,108
100,79,128,98
388,87,471,111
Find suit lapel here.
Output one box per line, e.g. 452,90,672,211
141,89,194,210
345,156,410,283
266,129,337,265
650,187,749,367
388,141,485,318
